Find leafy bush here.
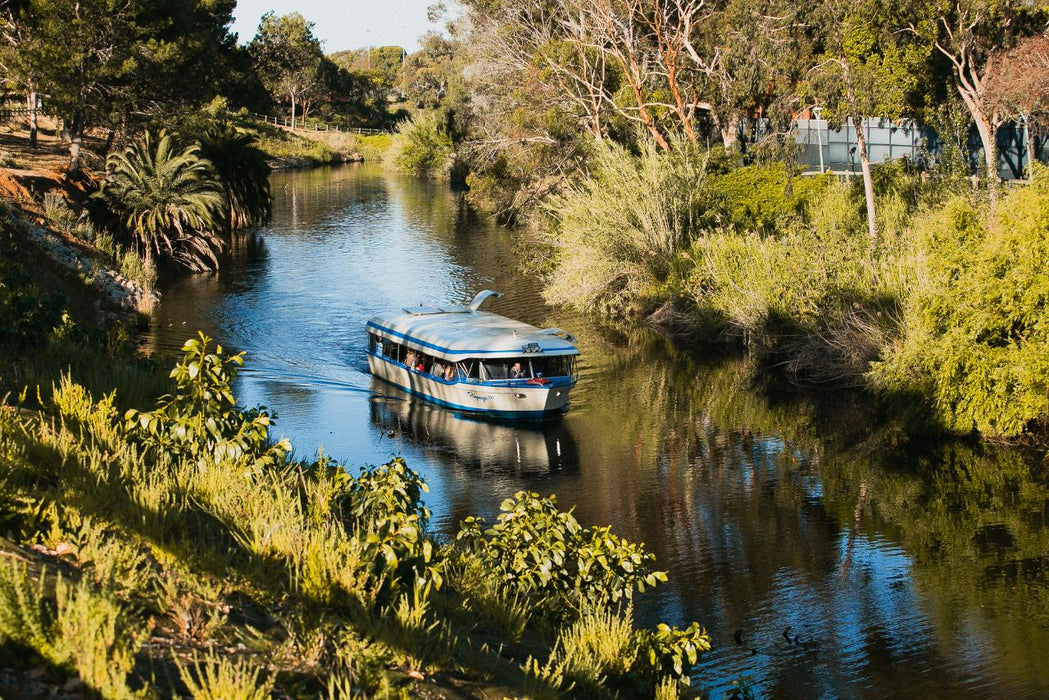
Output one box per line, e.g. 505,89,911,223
197,122,273,231
96,129,225,272
124,333,288,468
457,491,666,620
390,111,454,175
346,459,442,590
543,138,710,316
871,169,1049,438
706,163,829,236
631,622,711,683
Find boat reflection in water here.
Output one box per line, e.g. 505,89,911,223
369,379,579,476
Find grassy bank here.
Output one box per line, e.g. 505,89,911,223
246,120,393,168
0,201,709,697
540,141,1049,443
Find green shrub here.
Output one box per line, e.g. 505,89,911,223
389,112,454,176
457,491,666,620
0,223,65,353
0,561,144,698
352,133,393,162
124,332,288,468
631,621,711,684
871,169,1049,438
706,163,829,235
177,650,274,700
543,138,711,316
346,459,443,591
687,187,906,383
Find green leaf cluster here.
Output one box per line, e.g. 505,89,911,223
632,621,712,683
872,165,1049,438
457,490,666,620
343,458,443,591
124,332,287,470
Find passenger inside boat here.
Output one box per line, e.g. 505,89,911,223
370,331,575,383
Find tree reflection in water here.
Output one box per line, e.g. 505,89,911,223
145,164,1049,698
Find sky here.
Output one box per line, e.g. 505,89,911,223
231,0,443,53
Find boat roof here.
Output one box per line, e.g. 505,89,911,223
367,303,580,360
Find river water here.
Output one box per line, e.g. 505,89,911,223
144,164,1049,699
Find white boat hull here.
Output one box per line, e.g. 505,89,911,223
368,353,572,418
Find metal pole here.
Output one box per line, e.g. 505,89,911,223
1023,114,1032,180
813,107,825,174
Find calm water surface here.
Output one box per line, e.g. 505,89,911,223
145,164,1049,698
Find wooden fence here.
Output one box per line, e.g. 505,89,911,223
1,105,387,136
244,112,387,136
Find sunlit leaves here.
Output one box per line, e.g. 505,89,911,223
457,490,665,619
96,130,225,272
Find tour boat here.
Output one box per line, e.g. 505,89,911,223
366,290,580,419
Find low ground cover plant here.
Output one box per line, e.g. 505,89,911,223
0,332,711,697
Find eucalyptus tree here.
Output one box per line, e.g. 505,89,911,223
922,0,1049,196
250,12,324,129
984,35,1049,179
807,0,937,242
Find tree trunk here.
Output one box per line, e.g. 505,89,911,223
1023,114,1035,180
852,113,877,243
721,114,740,148
290,92,297,130
27,89,38,149
68,110,84,174
973,111,998,199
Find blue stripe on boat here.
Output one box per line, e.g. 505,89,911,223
370,367,568,420
366,320,578,357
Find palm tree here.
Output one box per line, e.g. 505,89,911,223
97,130,225,272
198,122,273,232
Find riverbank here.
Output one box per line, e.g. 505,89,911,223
247,119,393,170
0,161,706,698
537,141,1049,444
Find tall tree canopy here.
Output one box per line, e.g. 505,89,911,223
924,0,1049,195
807,0,937,241
2,0,238,171
250,12,324,129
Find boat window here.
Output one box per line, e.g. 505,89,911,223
529,356,571,378
480,360,510,380
382,339,401,362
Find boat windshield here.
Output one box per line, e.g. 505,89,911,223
479,356,576,381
